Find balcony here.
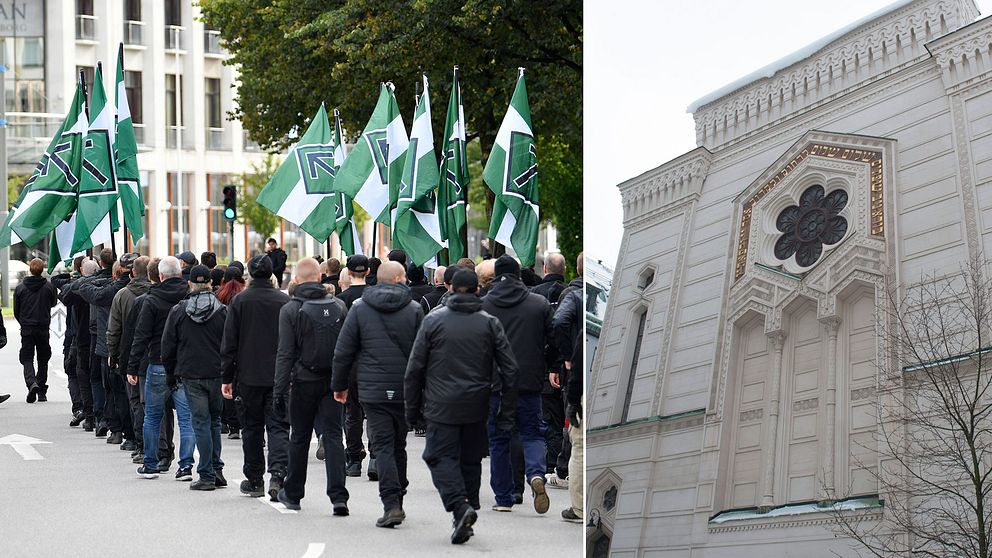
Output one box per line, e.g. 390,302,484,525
207,127,228,150
243,130,261,152
165,25,185,51
204,30,224,56
5,112,66,166
123,20,144,46
132,123,146,146
76,15,96,41
166,126,191,149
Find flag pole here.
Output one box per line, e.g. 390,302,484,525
79,69,93,258
95,61,117,257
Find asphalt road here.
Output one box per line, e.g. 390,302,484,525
0,318,582,557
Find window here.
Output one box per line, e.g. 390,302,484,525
76,65,94,104
205,78,221,128
637,267,654,291
130,171,151,256
165,0,181,26
167,172,191,255
166,74,184,148
76,0,93,15
620,311,648,424
124,0,141,21
773,185,848,268
124,71,143,124
281,221,302,264
207,174,232,259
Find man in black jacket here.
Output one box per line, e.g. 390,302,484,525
162,265,228,491
79,251,136,446
55,258,95,429
13,258,57,402
530,253,567,305
67,252,114,436
406,270,519,545
221,255,290,500
275,258,350,514
408,263,433,302
333,261,423,528
131,256,195,480
482,255,556,514
530,252,568,486
52,260,84,423
336,254,372,476
557,286,584,523
419,266,447,315
266,238,288,288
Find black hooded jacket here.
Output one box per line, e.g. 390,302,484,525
482,274,556,393
13,275,57,329
161,290,227,379
274,282,348,397
221,279,290,386
405,292,518,425
332,282,423,404
530,273,566,306
419,285,447,314
77,269,129,357
128,277,189,373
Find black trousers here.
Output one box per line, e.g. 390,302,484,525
345,375,371,462
65,343,82,414
127,378,144,445
106,369,133,438
283,379,348,504
423,420,487,514
542,390,565,474
238,383,289,483
89,351,105,422
222,397,240,430
19,328,51,391
363,402,408,510
75,342,93,418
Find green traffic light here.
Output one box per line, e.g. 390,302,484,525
224,207,236,220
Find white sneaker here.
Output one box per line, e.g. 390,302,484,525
547,473,569,490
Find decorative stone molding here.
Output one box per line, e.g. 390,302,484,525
692,0,978,149
929,14,992,92
851,386,877,401
587,410,706,444
739,408,764,422
707,506,883,533
618,147,712,226
792,397,820,412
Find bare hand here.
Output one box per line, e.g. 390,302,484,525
127,375,138,386
222,383,234,400
333,390,348,404
549,372,561,389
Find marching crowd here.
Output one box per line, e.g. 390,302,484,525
1,240,585,545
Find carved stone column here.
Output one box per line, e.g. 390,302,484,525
819,316,842,506
759,330,787,512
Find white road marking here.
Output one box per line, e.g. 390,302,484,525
300,543,325,558
0,434,51,460
258,495,297,514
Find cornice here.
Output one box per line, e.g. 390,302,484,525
618,147,713,226
928,14,992,91
588,410,706,445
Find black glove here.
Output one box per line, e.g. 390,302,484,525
109,356,119,371
166,373,178,391
406,412,424,431
273,396,288,421
566,403,582,426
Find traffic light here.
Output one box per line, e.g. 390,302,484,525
222,185,237,221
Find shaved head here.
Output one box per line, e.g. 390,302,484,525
133,256,150,278
377,260,406,284
294,258,321,283
433,266,446,286
545,253,566,275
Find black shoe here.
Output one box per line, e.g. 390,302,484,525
561,507,583,523
37,391,47,402
376,507,405,528
451,506,477,545
346,462,362,477
414,427,426,437
221,424,230,434
107,432,123,445
240,479,265,498
368,458,378,481
316,436,325,461
333,502,349,516
69,411,85,427
513,492,524,505
0,394,9,405
268,476,284,502
121,439,137,452
95,423,109,437
136,465,160,479
277,488,301,510
190,479,216,491
214,470,228,488
175,467,193,481
469,499,481,511
156,459,172,472
228,430,240,440
132,453,144,464
26,385,38,403
82,418,95,432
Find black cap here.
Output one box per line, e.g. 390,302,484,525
452,270,479,292
119,252,139,269
443,266,459,285
189,265,211,284
229,260,245,273
223,266,243,283
177,251,197,266
346,254,369,273
209,267,225,288
494,255,520,278
248,255,273,279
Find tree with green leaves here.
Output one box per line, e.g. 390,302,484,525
239,155,281,251
198,0,582,269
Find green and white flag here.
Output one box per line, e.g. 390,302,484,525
257,104,340,240
438,67,469,263
71,64,118,256
332,109,362,256
484,70,539,267
0,81,87,248
334,83,408,225
392,75,443,266
116,44,144,246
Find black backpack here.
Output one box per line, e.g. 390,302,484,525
295,296,345,375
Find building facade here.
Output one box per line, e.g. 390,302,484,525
587,0,992,555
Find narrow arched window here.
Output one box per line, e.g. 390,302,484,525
620,311,648,423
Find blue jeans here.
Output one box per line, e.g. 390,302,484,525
488,392,547,507
183,377,224,482
143,365,194,470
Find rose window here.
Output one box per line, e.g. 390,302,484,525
773,185,848,268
